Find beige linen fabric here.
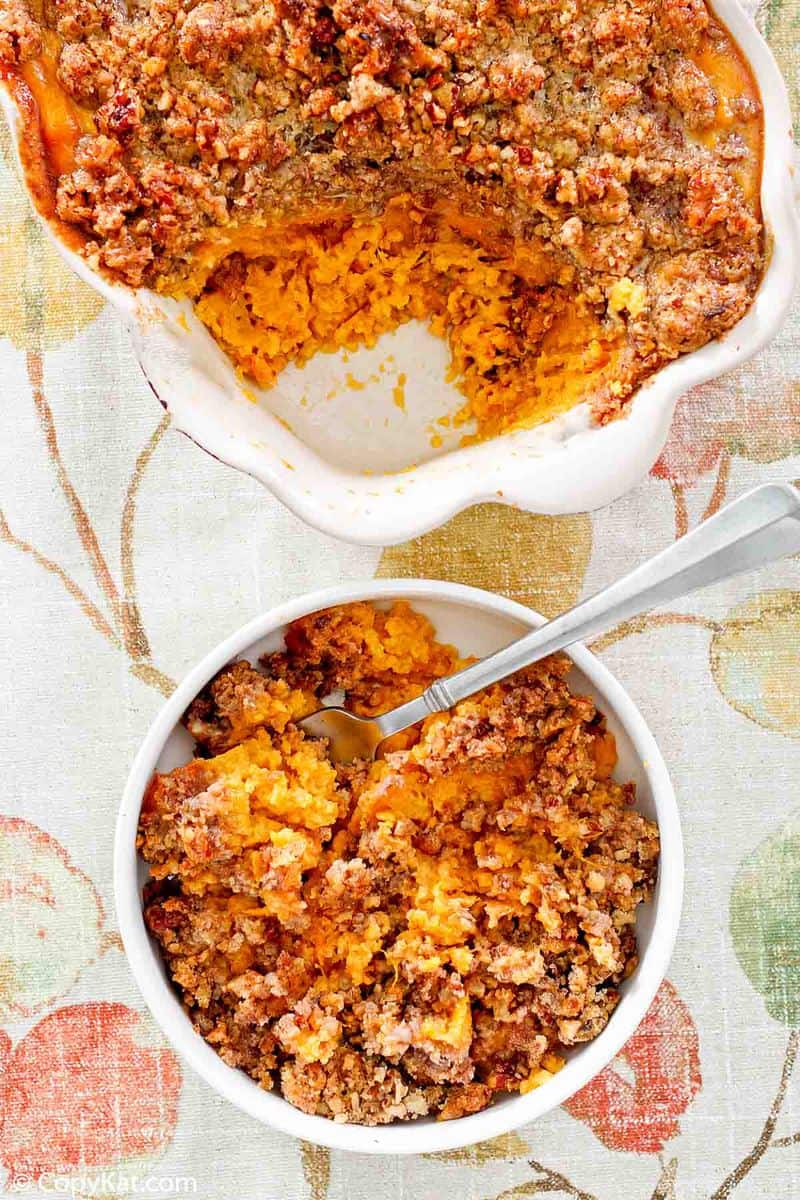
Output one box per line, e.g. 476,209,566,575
0,0,799,1195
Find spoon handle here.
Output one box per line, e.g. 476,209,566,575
376,481,800,737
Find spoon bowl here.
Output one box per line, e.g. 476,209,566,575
298,705,387,763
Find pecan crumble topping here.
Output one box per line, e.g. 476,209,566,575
137,601,659,1124
1,0,764,433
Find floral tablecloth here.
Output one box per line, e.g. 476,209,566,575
1,1,798,1196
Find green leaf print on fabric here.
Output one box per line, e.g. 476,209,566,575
764,0,800,137
730,810,800,1026
710,591,800,740
0,816,105,1019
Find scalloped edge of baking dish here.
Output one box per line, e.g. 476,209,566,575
2,0,797,546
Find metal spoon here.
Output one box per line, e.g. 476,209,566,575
300,481,800,762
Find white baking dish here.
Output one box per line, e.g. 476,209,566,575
114,579,683,1154
3,0,797,545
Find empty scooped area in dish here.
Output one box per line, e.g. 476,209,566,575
180,196,625,446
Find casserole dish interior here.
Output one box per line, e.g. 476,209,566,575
1,0,797,543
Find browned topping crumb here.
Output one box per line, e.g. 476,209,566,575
264,599,462,714
0,0,40,64
138,601,659,1124
183,658,317,754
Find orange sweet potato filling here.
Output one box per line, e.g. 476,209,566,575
2,0,763,442
138,601,659,1124
188,198,626,440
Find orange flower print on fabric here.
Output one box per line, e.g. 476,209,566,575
563,981,702,1153
652,379,800,488
0,1003,181,1183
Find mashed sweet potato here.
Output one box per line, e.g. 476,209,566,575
1,0,763,439
191,197,625,438
138,601,659,1124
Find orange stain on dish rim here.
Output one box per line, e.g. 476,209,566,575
345,371,366,392
345,369,383,392
424,411,454,449
393,372,407,411
19,33,94,175
689,35,763,205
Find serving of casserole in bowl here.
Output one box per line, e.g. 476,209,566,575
114,579,683,1153
1,0,797,543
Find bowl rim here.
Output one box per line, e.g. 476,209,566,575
113,577,684,1154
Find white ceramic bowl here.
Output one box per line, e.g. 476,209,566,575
2,1,797,546
114,579,683,1154
2,2,798,546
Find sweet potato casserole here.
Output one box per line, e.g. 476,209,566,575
137,601,659,1124
1,0,763,439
